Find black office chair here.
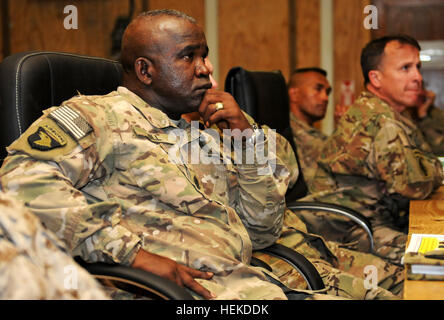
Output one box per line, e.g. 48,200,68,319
0,51,325,296
225,66,374,252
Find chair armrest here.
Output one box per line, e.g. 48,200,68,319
287,201,374,252
250,256,273,272
256,243,325,291
75,257,194,300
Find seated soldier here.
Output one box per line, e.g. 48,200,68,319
299,34,443,265
0,191,108,299
0,9,336,300
287,67,330,186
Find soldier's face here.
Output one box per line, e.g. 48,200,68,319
296,72,331,121
149,18,212,118
376,41,422,110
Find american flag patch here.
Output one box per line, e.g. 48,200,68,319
49,106,92,140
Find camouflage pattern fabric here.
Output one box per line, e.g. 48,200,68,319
0,192,109,299
252,133,404,300
289,112,327,188
254,208,404,300
188,112,403,300
0,86,333,300
417,105,444,156
301,91,443,264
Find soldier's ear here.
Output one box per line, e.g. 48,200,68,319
288,87,299,104
134,57,153,86
368,70,381,88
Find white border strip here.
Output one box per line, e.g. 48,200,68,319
320,0,334,136
205,0,219,85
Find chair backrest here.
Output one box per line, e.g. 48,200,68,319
0,51,123,163
225,66,308,201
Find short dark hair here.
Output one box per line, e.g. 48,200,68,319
361,34,421,85
137,9,197,24
288,67,327,88
292,67,327,77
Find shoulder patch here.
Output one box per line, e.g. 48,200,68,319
7,116,88,161
28,124,67,151
49,106,92,140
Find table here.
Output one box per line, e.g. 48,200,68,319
403,186,444,300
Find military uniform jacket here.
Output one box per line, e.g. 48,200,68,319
310,91,443,226
289,112,327,186
0,192,108,299
0,87,295,299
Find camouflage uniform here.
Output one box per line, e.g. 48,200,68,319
289,112,327,188
0,86,332,300
0,191,108,299
416,105,444,156
301,91,443,264
253,134,403,300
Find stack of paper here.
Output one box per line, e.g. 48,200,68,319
404,233,444,280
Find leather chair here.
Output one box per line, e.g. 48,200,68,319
0,51,325,297
225,66,375,252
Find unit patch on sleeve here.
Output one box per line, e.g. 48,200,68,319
28,124,67,151
48,105,92,141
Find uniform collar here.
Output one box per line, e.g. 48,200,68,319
289,111,326,138
360,90,417,129
289,112,312,130
117,86,178,129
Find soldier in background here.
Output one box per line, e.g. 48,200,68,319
0,191,109,299
287,68,330,187
299,34,443,265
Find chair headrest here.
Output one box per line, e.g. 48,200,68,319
224,66,308,200
224,66,290,133
0,51,123,162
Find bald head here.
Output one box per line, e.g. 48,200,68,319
118,10,211,119
121,10,197,73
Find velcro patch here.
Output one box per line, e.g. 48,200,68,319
28,124,67,151
49,106,92,140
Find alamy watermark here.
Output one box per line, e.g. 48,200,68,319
363,5,378,30
64,264,78,290
167,121,276,175
63,4,377,31
363,265,378,290
63,5,78,30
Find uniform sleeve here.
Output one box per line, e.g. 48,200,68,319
0,111,141,266
0,193,110,299
371,117,443,199
229,121,294,250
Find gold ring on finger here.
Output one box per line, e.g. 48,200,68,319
215,102,224,111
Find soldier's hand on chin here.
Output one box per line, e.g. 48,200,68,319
417,90,436,119
198,89,252,133
131,248,216,299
